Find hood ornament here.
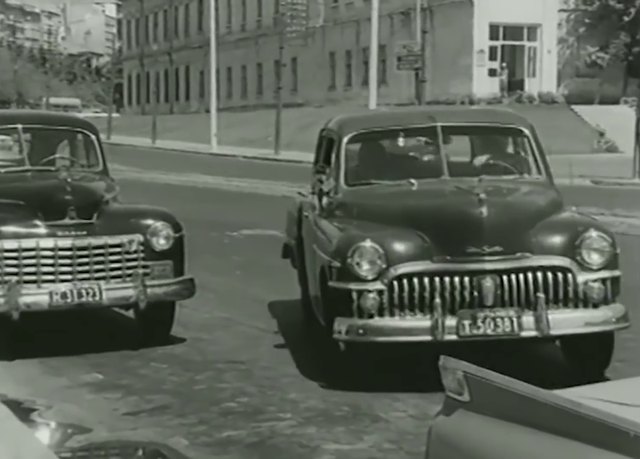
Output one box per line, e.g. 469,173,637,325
476,191,488,218
466,245,504,255
66,205,78,220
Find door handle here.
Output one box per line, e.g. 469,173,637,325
302,211,311,219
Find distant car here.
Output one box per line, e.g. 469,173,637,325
425,356,640,459
281,107,628,377
0,110,196,346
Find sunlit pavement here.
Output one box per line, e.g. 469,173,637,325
0,148,639,458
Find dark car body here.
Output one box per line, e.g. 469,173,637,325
0,110,195,341
282,106,627,374
425,356,640,459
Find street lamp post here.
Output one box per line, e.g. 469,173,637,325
368,0,379,110
209,0,218,150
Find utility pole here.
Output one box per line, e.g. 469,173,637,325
274,13,285,156
169,0,175,114
414,0,422,105
209,0,218,150
368,0,379,110
418,0,428,105
138,0,146,115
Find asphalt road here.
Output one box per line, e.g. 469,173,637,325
1,146,640,459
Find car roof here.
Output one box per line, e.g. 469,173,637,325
0,110,100,136
323,106,535,136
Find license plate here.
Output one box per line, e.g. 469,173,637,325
49,283,104,308
456,309,522,337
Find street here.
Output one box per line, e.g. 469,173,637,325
0,146,639,458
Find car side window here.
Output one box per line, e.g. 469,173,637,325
314,133,336,173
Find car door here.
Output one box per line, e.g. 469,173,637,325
301,130,339,316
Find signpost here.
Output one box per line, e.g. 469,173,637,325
395,41,422,71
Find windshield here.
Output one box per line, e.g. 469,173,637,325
344,124,543,186
0,126,102,171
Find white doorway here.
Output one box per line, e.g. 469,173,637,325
487,24,541,94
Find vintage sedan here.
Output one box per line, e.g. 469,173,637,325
425,356,640,459
282,107,628,377
0,110,196,346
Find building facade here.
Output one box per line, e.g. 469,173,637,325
120,0,562,115
0,0,63,50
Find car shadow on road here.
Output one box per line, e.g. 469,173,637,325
268,299,607,393
0,309,186,361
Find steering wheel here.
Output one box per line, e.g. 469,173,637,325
36,153,82,167
476,157,522,175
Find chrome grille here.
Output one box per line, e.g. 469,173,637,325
0,235,150,287
356,268,617,319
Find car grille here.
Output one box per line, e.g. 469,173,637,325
0,234,150,287
365,267,617,319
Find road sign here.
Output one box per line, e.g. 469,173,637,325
395,41,422,71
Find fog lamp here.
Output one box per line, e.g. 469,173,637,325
359,291,381,314
584,280,606,304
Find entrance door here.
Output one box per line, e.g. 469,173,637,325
487,24,541,95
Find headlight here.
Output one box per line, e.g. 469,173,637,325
147,221,175,251
346,239,387,280
576,228,614,269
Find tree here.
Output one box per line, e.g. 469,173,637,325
567,0,640,177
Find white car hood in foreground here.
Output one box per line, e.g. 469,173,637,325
557,377,640,424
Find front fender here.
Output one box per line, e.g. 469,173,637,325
329,218,433,282
530,209,619,270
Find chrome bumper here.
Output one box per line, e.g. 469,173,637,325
0,276,196,318
332,303,630,343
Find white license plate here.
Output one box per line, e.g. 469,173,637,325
456,309,522,337
49,283,104,308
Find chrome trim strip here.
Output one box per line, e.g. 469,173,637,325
312,244,341,267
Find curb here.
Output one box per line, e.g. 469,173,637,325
104,139,313,165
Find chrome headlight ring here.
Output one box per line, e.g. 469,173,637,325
147,221,176,252
346,239,387,280
576,228,614,270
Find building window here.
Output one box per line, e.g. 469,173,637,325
175,67,180,102
290,56,298,93
328,51,336,90
152,12,158,43
126,20,132,50
199,69,205,99
155,71,160,103
144,15,150,45
240,65,248,99
226,0,232,32
184,65,190,101
174,5,180,39
126,73,132,106
241,0,247,31
379,44,387,86
226,66,233,100
197,0,204,32
164,68,170,102
145,71,151,103
273,0,280,26
163,9,169,41
344,50,352,88
256,62,263,97
184,3,190,37
274,59,281,92
134,18,140,47
361,46,369,87
135,73,141,105
256,0,263,28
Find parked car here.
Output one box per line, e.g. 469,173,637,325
282,107,628,377
0,110,196,347
425,356,640,458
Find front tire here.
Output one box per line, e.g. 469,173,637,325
559,331,614,380
134,301,176,347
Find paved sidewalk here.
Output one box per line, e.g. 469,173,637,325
0,403,59,459
104,135,638,184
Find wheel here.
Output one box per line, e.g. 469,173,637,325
134,301,176,346
559,331,614,380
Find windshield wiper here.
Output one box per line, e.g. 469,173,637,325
0,166,58,173
350,179,417,187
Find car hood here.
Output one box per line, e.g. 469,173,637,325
556,377,640,425
333,179,563,256
0,170,116,223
